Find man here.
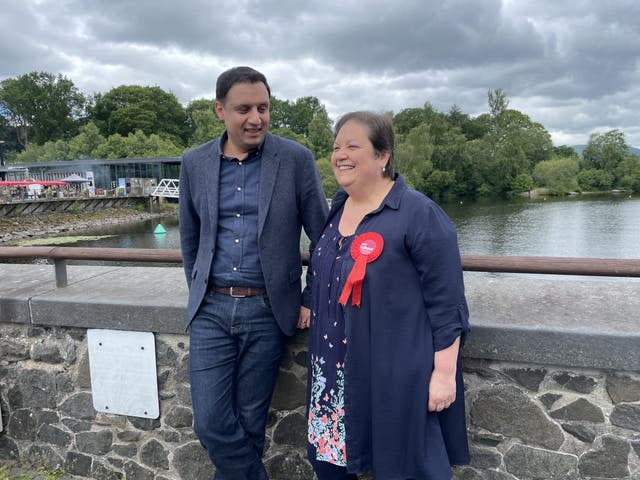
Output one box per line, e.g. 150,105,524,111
179,66,328,479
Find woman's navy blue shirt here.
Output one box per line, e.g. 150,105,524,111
308,175,470,479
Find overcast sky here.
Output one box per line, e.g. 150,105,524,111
2,0,639,147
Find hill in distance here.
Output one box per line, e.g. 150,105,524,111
572,145,640,156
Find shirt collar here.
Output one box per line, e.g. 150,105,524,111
329,173,407,218
218,131,264,162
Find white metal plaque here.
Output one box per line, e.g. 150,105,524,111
87,329,159,419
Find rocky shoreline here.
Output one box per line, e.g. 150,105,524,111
0,208,177,245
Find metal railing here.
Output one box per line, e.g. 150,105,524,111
1,246,640,288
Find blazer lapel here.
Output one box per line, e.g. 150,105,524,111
258,134,280,237
204,141,221,236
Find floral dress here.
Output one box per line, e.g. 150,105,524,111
307,214,352,466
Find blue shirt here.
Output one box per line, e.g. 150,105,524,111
210,144,264,288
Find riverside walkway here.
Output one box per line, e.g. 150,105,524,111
0,250,639,479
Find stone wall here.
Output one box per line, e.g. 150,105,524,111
0,265,639,479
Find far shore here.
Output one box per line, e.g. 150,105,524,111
0,207,178,245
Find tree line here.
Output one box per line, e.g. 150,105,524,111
1,71,639,199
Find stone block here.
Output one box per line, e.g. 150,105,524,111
606,373,640,404
549,398,604,423
503,367,547,392
92,460,124,480
8,408,37,440
578,436,630,478
165,405,193,429
273,412,307,448
538,393,562,409
552,372,598,394
60,391,96,420
470,385,564,450
271,370,306,411
75,429,113,455
265,451,314,480
610,404,640,432
560,423,596,443
25,444,64,471
0,436,19,461
37,423,73,447
16,369,57,408
128,414,161,431
172,441,215,480
140,438,169,470
468,445,502,469
504,443,577,479
123,460,155,480
65,451,93,477
113,443,138,458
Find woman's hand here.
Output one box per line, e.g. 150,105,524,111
427,369,456,412
427,336,460,412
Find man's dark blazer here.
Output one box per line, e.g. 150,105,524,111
179,132,329,336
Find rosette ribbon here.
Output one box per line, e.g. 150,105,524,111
338,232,384,307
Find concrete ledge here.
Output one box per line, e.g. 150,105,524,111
463,274,640,371
1,265,639,371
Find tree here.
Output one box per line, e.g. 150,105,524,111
395,123,434,191
316,157,339,198
577,169,614,191
533,157,579,194
89,85,188,145
582,130,628,180
68,122,106,159
92,130,183,159
0,71,86,147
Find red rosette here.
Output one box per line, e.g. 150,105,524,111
338,232,384,307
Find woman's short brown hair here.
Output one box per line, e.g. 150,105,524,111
334,111,395,178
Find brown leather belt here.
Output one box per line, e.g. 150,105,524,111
212,286,266,298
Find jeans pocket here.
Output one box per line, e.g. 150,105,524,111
260,293,272,310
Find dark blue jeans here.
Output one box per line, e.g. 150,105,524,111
190,291,285,480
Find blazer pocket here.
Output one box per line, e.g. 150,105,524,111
289,267,303,284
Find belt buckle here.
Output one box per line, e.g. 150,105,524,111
229,286,247,298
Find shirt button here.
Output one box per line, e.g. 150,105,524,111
238,162,243,166
234,239,240,243
236,187,242,191
236,213,241,218
232,267,237,271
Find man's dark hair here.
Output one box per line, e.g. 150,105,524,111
216,66,271,103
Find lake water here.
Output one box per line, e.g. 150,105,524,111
59,194,640,260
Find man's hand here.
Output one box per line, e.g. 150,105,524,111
297,306,311,329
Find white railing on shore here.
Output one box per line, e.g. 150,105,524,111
151,179,179,198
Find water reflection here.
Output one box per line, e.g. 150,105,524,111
441,195,640,259
40,195,640,261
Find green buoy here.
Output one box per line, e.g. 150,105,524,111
154,224,166,234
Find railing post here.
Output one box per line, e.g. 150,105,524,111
54,259,68,288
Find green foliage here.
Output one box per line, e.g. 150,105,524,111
92,130,183,159
316,157,339,198
423,169,456,199
395,123,434,192
553,145,579,158
0,71,86,146
533,157,579,194
577,168,614,191
616,155,640,192
510,173,534,193
3,71,638,200
89,85,188,145
68,122,106,159
581,130,629,183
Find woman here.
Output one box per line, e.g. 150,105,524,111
307,112,470,479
